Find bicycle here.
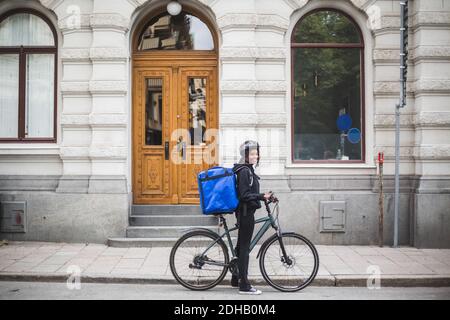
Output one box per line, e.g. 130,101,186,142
169,193,319,292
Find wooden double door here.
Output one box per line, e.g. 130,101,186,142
132,56,218,204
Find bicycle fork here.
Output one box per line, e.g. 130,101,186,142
277,234,293,266
274,221,293,266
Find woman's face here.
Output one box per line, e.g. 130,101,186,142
248,149,259,165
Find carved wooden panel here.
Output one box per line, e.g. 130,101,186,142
142,154,165,194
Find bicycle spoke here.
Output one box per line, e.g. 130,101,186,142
170,231,229,290
260,234,318,291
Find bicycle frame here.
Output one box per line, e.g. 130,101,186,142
221,215,275,258
198,201,280,268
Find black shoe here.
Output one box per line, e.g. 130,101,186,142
231,275,239,287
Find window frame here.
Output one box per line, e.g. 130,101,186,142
290,8,365,164
0,8,58,143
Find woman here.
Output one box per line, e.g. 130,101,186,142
231,140,272,295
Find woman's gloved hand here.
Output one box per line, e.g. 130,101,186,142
263,191,279,203
263,191,273,200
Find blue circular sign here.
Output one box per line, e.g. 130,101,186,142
347,128,361,144
336,114,352,131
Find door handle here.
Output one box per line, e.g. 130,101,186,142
165,141,169,160
177,136,186,160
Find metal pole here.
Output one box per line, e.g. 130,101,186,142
394,0,408,247
378,152,384,247
394,103,400,247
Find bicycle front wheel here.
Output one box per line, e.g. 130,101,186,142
170,230,229,291
259,233,319,292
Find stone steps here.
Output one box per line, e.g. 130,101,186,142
126,225,220,238
108,205,228,247
131,205,203,215
129,215,218,226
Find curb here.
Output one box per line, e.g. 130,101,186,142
0,273,176,285
335,275,450,287
1,273,449,287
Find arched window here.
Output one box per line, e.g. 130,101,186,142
291,9,364,162
137,11,214,51
0,9,57,142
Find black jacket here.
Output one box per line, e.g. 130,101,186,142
232,163,265,211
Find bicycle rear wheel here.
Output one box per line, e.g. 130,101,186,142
169,230,229,291
259,233,319,292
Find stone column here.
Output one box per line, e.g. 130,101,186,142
57,2,93,193
87,0,134,193
213,0,288,178
411,0,450,248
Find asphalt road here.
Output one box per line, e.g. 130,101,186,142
0,281,449,300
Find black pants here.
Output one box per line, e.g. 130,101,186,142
234,204,256,290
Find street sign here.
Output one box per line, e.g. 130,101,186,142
347,128,361,144
336,114,352,131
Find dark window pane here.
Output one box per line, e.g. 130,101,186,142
293,10,360,43
138,12,214,50
188,78,207,145
293,48,362,160
145,78,163,145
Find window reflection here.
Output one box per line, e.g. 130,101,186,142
293,10,360,43
145,78,163,145
292,10,363,161
293,48,361,160
138,12,214,51
188,78,207,145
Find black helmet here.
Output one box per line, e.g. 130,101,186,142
239,140,260,166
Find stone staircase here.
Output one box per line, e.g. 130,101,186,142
108,205,223,247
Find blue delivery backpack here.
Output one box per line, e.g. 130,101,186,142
197,166,252,215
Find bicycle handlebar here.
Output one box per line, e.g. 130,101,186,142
263,191,279,214
264,191,278,203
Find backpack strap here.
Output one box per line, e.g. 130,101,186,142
235,166,253,187
249,169,253,187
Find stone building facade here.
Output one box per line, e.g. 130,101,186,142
0,0,449,248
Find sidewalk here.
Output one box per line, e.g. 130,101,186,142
0,241,449,287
